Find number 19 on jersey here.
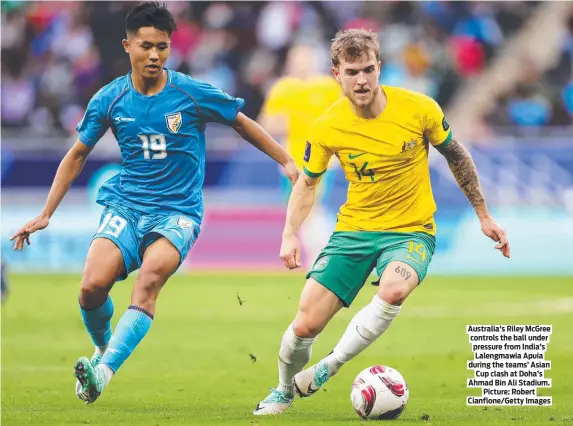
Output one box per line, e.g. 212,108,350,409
138,134,167,159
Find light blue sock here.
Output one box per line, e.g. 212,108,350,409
100,306,153,373
80,296,114,349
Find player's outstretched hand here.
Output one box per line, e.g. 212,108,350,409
9,214,50,251
283,159,300,186
280,233,302,269
480,217,510,258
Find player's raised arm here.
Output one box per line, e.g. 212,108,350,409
10,140,94,250
231,112,299,184
434,136,510,258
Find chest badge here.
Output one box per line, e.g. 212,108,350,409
165,112,182,133
401,139,417,153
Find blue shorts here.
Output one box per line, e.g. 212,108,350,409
93,204,200,280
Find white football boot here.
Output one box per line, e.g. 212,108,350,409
253,388,294,415
293,360,330,397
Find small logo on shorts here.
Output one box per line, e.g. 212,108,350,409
177,217,194,229
314,256,329,271
406,254,423,265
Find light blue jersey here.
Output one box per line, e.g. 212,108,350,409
77,69,244,277
77,68,244,226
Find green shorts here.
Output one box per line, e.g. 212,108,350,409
307,231,436,307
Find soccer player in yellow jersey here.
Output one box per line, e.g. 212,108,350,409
254,29,510,415
258,44,341,265
259,43,341,172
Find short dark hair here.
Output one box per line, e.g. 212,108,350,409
125,2,177,37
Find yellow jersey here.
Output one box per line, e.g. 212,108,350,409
261,75,341,168
303,86,453,235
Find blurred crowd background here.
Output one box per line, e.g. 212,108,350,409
2,1,573,142
2,1,573,277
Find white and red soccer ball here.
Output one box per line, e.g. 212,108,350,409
350,365,409,420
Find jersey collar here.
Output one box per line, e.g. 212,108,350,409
127,67,172,99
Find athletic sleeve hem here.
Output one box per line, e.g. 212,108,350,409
436,131,453,148
77,133,98,147
230,98,245,123
303,166,326,178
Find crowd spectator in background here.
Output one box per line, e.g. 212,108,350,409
1,1,570,144
486,12,573,130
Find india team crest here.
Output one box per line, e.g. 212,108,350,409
165,112,182,133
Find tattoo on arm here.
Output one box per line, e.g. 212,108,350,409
435,137,489,219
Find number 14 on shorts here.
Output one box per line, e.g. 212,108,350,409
406,241,426,264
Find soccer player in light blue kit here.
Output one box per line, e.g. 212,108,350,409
10,2,298,405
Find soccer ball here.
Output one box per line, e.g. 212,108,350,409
350,365,409,420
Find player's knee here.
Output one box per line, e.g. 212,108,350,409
378,282,409,306
292,320,322,339
134,269,166,297
79,273,112,308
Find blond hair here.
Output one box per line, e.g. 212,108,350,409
331,29,380,67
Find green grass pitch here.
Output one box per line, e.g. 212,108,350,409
2,273,572,425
